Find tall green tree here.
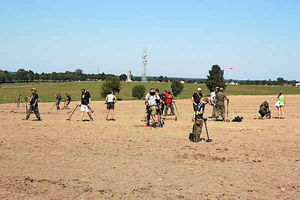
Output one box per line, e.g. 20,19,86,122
171,80,184,96
276,77,285,86
101,76,121,97
206,65,226,92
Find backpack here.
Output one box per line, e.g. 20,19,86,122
189,124,202,142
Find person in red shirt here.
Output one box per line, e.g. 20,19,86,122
164,91,175,116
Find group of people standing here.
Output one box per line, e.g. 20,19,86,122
192,87,229,121
144,88,177,126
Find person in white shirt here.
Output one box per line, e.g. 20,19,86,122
210,87,219,118
145,88,160,126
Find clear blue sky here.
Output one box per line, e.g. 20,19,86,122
0,0,299,80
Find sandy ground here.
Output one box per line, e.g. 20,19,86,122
0,95,300,200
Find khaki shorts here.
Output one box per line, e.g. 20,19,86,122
149,106,156,115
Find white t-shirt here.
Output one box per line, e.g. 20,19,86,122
145,93,160,106
210,92,216,104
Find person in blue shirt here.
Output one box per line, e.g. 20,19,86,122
190,98,209,142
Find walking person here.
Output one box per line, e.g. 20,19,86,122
16,94,22,108
275,92,285,119
215,88,229,121
55,93,62,110
23,88,41,121
80,88,93,121
105,91,117,121
164,91,175,116
64,93,71,109
191,88,203,116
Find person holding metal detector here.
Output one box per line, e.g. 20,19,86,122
16,94,22,108
55,93,62,110
80,88,93,121
164,91,175,116
105,91,117,121
64,93,71,109
189,98,211,142
145,88,160,127
23,88,42,121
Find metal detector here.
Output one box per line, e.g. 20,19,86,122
226,100,229,118
173,101,179,116
50,102,57,110
203,120,212,142
66,105,79,120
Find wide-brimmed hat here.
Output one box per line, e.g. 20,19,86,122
197,88,202,91
80,88,86,91
30,88,37,92
150,88,155,92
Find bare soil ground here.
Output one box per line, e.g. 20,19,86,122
0,95,300,200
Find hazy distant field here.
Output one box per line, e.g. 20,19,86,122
1,81,300,103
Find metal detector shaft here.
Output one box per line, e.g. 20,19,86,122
51,102,57,110
203,120,211,141
67,105,79,120
88,105,94,113
226,100,229,118
173,102,179,116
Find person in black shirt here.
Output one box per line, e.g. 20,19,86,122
64,93,71,109
191,88,203,116
80,88,93,121
55,93,62,110
23,88,41,121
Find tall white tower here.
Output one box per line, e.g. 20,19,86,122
142,48,148,82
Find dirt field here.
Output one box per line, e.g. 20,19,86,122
0,95,299,200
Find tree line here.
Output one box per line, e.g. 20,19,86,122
0,67,297,86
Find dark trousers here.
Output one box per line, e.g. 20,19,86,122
26,106,41,120
56,100,61,110
165,103,175,115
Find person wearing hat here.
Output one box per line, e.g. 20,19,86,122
80,88,93,121
191,88,203,116
105,91,117,121
145,88,160,126
210,87,219,118
215,88,229,121
23,88,41,121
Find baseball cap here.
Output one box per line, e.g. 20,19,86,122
197,88,202,91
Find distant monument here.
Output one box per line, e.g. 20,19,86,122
126,70,133,82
